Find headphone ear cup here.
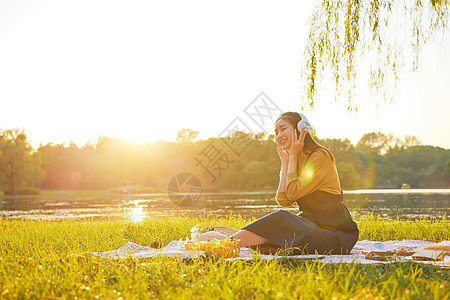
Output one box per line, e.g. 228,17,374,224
297,112,311,132
297,120,305,132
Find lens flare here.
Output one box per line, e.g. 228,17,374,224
301,164,315,185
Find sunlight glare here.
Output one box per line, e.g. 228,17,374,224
129,206,146,223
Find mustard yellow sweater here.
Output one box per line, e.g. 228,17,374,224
276,148,342,207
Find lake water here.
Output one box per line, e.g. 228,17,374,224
0,189,449,222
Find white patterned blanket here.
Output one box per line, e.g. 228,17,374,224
92,239,450,268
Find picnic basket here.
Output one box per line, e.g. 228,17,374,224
184,238,241,258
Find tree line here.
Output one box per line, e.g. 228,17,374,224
0,128,449,195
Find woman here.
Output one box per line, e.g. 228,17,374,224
225,112,359,255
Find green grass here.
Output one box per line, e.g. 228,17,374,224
0,215,449,299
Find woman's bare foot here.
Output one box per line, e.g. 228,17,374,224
213,226,239,236
227,229,271,247
197,231,227,242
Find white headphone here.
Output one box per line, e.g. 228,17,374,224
297,112,311,133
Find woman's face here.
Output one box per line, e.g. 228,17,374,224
274,118,296,150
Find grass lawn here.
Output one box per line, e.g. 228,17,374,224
0,215,449,299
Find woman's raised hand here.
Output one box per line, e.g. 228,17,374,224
289,129,306,158
276,144,289,164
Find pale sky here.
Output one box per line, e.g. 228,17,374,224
1,0,449,149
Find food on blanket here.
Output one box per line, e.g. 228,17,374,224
394,248,417,256
184,237,241,258
362,250,395,257
363,251,396,261
364,253,393,261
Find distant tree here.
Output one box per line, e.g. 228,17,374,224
319,138,353,153
254,132,269,142
382,145,450,188
176,129,200,144
37,143,77,189
0,129,44,195
401,135,421,149
336,161,360,189
23,129,448,192
443,159,450,179
242,160,279,190
356,131,394,155
70,172,83,190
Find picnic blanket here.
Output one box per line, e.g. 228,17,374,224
92,239,450,268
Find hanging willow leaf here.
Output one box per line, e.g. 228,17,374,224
301,0,449,111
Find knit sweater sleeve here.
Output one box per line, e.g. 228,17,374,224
275,191,296,207
284,149,336,201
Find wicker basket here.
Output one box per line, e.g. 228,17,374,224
184,238,241,258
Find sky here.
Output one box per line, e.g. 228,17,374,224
0,0,449,149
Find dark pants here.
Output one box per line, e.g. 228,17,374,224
242,210,359,255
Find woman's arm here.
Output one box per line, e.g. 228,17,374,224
283,128,308,196
275,129,307,207
275,146,295,207
276,162,295,207
277,162,288,193
276,154,308,207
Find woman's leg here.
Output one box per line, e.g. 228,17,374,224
227,229,271,247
